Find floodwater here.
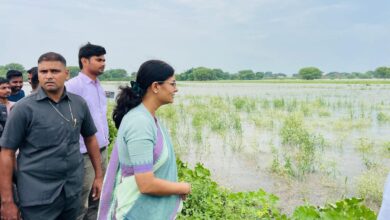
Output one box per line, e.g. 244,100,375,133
23,81,390,213
166,82,390,213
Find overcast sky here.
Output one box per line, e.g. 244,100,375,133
1,0,390,74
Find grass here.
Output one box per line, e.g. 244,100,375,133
377,111,390,123
356,167,389,207
279,114,320,178
356,138,375,155
383,141,390,158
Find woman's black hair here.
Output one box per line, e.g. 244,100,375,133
112,60,174,128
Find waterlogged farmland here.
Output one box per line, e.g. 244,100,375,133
153,82,390,213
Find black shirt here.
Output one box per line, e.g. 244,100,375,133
0,87,97,207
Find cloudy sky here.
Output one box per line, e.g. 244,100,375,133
1,0,390,74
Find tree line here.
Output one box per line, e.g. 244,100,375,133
1,63,390,81
0,63,134,81
177,66,390,80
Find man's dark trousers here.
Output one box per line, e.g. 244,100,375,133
20,189,81,220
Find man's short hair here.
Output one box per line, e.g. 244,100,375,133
0,77,9,85
28,67,39,89
38,52,67,66
6,70,23,81
27,67,37,74
78,42,106,69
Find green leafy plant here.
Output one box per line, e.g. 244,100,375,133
292,198,376,220
177,160,287,219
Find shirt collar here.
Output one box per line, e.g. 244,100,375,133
35,86,72,102
79,72,100,84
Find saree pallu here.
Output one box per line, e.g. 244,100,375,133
98,110,182,220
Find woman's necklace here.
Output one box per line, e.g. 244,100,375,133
48,99,77,127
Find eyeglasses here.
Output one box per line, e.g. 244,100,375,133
156,81,177,88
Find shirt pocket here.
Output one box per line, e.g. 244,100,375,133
28,122,63,148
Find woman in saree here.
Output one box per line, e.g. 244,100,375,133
98,60,191,220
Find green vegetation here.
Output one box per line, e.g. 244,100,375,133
0,63,26,77
0,62,134,81
374,66,390,78
176,66,390,81
377,112,390,123
298,67,323,80
177,160,377,219
2,61,390,81
105,81,390,219
105,84,390,219
356,167,389,206
278,114,324,178
177,161,286,219
291,198,376,220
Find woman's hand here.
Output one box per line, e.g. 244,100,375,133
180,182,191,201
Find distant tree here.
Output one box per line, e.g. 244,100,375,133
177,67,266,81
192,67,216,80
0,63,26,78
0,66,7,77
100,69,129,80
238,70,256,80
292,73,300,78
230,73,239,80
212,69,230,80
374,66,390,78
299,67,322,80
364,71,374,79
130,72,137,81
255,72,264,79
274,73,287,78
325,72,340,79
176,69,189,81
67,66,80,78
4,63,25,72
263,71,274,78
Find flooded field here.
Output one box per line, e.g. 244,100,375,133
153,82,390,213
24,81,390,213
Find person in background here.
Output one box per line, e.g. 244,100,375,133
0,52,103,220
66,42,108,220
0,77,10,146
27,67,39,93
378,173,390,220
0,77,15,113
0,97,6,218
6,70,24,102
0,78,15,218
98,60,191,220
